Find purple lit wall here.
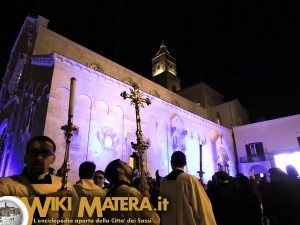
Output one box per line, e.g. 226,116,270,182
41,54,236,184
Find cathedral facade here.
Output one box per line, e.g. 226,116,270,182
0,16,243,183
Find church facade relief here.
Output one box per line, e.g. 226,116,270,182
170,114,187,152
91,102,123,164
217,147,230,173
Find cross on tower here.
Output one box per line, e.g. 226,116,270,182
120,83,151,188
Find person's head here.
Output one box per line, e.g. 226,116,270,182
232,175,249,189
214,170,229,184
235,173,244,178
286,165,299,178
24,135,56,176
170,151,186,169
79,161,96,179
268,167,286,183
105,159,134,185
93,170,105,187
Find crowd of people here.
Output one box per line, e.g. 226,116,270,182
0,135,300,225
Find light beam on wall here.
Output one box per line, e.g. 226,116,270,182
274,152,300,175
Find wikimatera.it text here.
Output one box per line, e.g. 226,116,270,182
19,196,169,217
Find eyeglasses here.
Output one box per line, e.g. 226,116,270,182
27,149,55,158
94,176,104,180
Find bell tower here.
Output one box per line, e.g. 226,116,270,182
151,42,181,92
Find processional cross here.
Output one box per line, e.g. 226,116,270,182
120,83,151,189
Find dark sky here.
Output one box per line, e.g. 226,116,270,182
1,1,300,123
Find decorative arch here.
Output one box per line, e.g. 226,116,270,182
249,164,268,175
72,94,93,156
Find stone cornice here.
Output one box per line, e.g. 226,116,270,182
31,54,55,67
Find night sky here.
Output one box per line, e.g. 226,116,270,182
1,1,299,123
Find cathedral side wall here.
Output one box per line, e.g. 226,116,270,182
43,54,236,184
229,100,249,125
178,83,224,109
202,83,224,107
207,100,249,129
177,83,204,105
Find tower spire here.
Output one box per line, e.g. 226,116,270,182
151,42,181,92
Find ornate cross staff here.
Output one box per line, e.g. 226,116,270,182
121,83,151,191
